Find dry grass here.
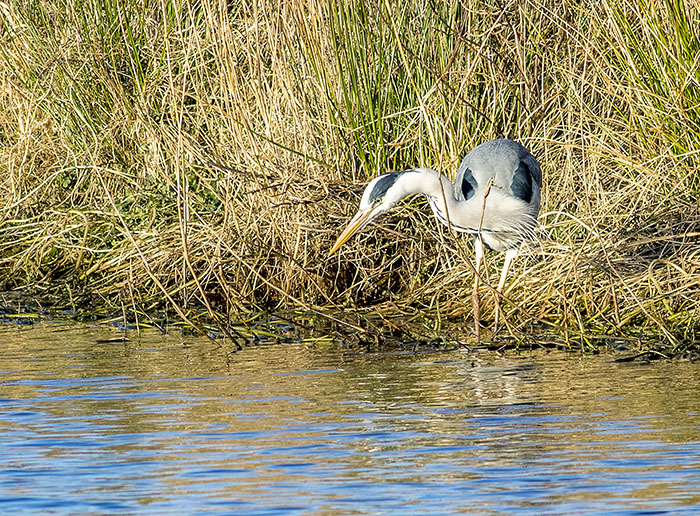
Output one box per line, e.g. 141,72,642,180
0,0,699,352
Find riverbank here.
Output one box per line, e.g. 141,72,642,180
1,0,698,353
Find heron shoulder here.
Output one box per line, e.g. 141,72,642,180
454,139,541,202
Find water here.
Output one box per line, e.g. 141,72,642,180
1,322,699,515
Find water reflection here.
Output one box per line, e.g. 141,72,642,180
1,322,699,514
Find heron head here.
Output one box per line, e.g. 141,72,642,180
328,172,406,255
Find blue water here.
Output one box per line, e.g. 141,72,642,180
1,322,699,515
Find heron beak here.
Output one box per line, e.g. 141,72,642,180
329,206,377,256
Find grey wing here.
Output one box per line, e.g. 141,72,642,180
454,139,542,205
455,139,542,200
496,140,542,193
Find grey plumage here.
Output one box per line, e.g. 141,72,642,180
453,138,541,251
329,138,542,339
456,139,542,202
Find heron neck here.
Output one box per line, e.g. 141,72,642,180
404,168,464,231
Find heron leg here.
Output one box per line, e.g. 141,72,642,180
494,246,518,334
472,238,484,341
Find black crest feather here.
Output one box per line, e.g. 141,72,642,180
369,172,404,203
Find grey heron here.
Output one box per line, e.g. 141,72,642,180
329,138,542,339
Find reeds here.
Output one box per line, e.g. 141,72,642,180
0,0,698,352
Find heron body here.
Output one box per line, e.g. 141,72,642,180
329,139,542,339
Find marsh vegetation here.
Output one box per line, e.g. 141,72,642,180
0,0,699,352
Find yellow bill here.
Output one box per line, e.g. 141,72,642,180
328,206,377,256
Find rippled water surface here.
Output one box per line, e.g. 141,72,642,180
1,322,700,515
